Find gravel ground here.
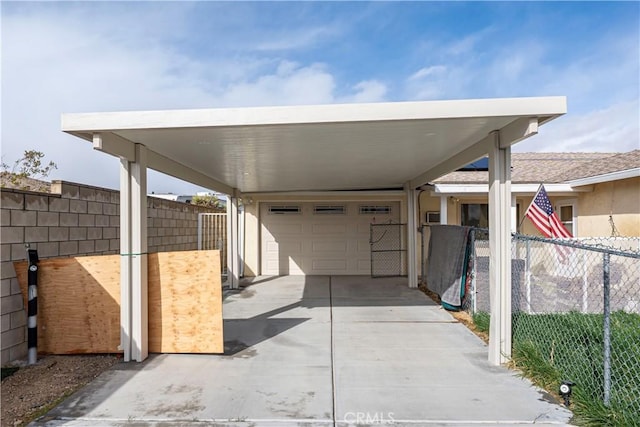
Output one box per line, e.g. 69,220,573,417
1,354,120,427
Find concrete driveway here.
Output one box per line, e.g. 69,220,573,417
32,276,572,426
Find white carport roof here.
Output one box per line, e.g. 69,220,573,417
63,96,566,365
62,96,566,195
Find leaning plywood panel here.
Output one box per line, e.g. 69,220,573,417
15,256,121,354
15,250,223,354
148,250,223,353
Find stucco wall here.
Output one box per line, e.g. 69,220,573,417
575,177,640,237
1,181,220,364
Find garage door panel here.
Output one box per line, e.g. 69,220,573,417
312,223,347,234
268,223,304,235
312,240,348,253
261,201,400,275
265,257,305,274
312,259,348,271
357,259,371,271
357,240,372,252
357,224,372,234
265,240,303,253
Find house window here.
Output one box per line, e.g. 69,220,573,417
461,204,489,228
268,205,301,214
556,200,576,236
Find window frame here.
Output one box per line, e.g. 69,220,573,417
556,199,577,236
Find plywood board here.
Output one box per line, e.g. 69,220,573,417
14,250,223,355
15,255,121,354
148,250,223,353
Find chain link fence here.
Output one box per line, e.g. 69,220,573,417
465,229,640,422
370,223,407,277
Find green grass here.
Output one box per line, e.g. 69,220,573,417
472,311,640,426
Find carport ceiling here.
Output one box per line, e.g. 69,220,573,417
62,97,566,194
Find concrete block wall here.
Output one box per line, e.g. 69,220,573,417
1,181,222,364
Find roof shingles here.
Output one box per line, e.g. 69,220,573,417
433,152,635,184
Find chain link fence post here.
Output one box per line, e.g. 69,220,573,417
603,252,611,406
470,227,477,314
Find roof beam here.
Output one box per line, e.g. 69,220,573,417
410,134,492,188
410,116,541,188
498,117,538,149
145,149,236,196
93,133,136,161
93,132,236,195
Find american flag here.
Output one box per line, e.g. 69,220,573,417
525,184,573,260
526,185,573,238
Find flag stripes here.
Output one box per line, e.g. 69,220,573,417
525,184,573,262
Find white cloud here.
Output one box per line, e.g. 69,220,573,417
0,5,366,194
515,100,640,153
403,26,639,152
2,3,637,195
343,80,388,103
254,26,341,51
409,65,447,81
447,27,494,56
217,62,336,107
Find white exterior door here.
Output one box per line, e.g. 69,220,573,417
260,202,400,275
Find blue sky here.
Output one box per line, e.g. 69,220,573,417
2,1,639,194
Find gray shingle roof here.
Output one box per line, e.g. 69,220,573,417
556,150,640,182
432,152,631,184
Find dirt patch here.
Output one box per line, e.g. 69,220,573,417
1,354,120,426
418,283,489,344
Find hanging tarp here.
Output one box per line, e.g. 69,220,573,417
426,225,472,311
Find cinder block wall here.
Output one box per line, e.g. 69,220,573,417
1,181,223,364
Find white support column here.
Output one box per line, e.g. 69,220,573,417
488,131,512,365
511,194,518,233
131,144,148,362
119,158,132,362
406,185,418,288
227,196,240,289
440,196,448,225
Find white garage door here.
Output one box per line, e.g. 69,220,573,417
260,202,401,275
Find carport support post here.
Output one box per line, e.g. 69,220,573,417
406,185,418,288
227,195,240,289
439,196,448,225
119,144,149,362
119,158,132,362
488,132,512,365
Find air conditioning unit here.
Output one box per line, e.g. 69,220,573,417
426,211,441,224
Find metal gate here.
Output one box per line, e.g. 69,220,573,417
198,213,227,274
370,223,407,277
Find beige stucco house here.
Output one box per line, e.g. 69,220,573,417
420,150,640,238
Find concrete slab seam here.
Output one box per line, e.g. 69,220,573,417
39,417,335,425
